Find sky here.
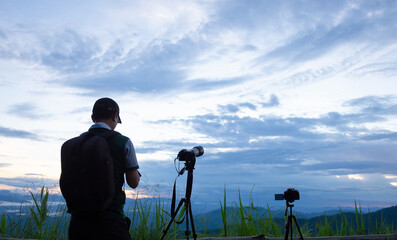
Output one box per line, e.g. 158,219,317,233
0,0,396,213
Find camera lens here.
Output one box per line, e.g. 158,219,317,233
191,146,204,157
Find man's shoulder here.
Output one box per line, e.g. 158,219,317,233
107,131,130,148
88,128,129,143
112,131,129,141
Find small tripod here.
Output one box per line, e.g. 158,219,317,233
284,201,304,240
160,153,197,240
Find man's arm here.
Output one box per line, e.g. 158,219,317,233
126,169,140,189
124,139,140,189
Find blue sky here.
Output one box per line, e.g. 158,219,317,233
0,0,396,212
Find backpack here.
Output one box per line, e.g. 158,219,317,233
60,130,120,213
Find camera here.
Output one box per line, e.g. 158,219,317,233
178,146,204,161
275,188,300,203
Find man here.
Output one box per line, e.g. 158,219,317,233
68,97,140,240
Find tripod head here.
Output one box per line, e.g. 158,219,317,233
284,201,295,216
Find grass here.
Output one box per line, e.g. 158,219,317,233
1,213,6,238
0,185,395,239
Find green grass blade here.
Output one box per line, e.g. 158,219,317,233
0,213,6,237
219,184,227,237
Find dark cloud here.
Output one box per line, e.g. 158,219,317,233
361,132,397,141
0,126,38,140
219,104,239,114
345,96,397,115
217,97,277,115
238,102,256,110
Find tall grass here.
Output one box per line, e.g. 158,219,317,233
316,211,333,236
0,185,395,239
29,187,49,239
219,185,227,237
1,186,68,239
338,208,352,236
312,202,395,237
355,200,366,235
218,186,283,237
0,213,6,238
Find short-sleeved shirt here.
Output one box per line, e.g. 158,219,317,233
90,122,139,171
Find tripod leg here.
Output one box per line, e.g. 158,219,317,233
186,201,190,240
292,216,304,240
160,198,185,240
284,216,290,240
188,200,197,240
290,215,293,240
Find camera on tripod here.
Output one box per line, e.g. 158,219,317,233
275,188,300,203
275,188,304,240
178,146,204,162
161,146,204,240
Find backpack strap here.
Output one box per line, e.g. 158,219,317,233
91,130,126,193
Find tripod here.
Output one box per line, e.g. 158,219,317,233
160,155,197,240
284,201,304,240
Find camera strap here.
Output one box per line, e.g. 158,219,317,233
170,166,187,224
171,177,185,224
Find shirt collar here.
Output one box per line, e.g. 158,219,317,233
90,122,111,130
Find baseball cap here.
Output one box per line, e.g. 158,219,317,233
92,97,122,123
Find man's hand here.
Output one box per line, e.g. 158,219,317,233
126,169,140,189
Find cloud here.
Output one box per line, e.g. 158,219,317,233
0,1,213,94
7,103,44,119
69,67,184,94
40,29,101,73
257,1,397,64
352,62,397,78
261,94,279,108
238,102,256,110
143,94,397,180
361,132,397,141
0,176,58,189
0,126,38,140
345,95,397,115
0,163,11,168
219,104,239,114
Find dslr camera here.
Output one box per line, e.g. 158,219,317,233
178,146,204,161
275,188,300,203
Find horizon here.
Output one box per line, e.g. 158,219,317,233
0,0,397,213
0,185,395,216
